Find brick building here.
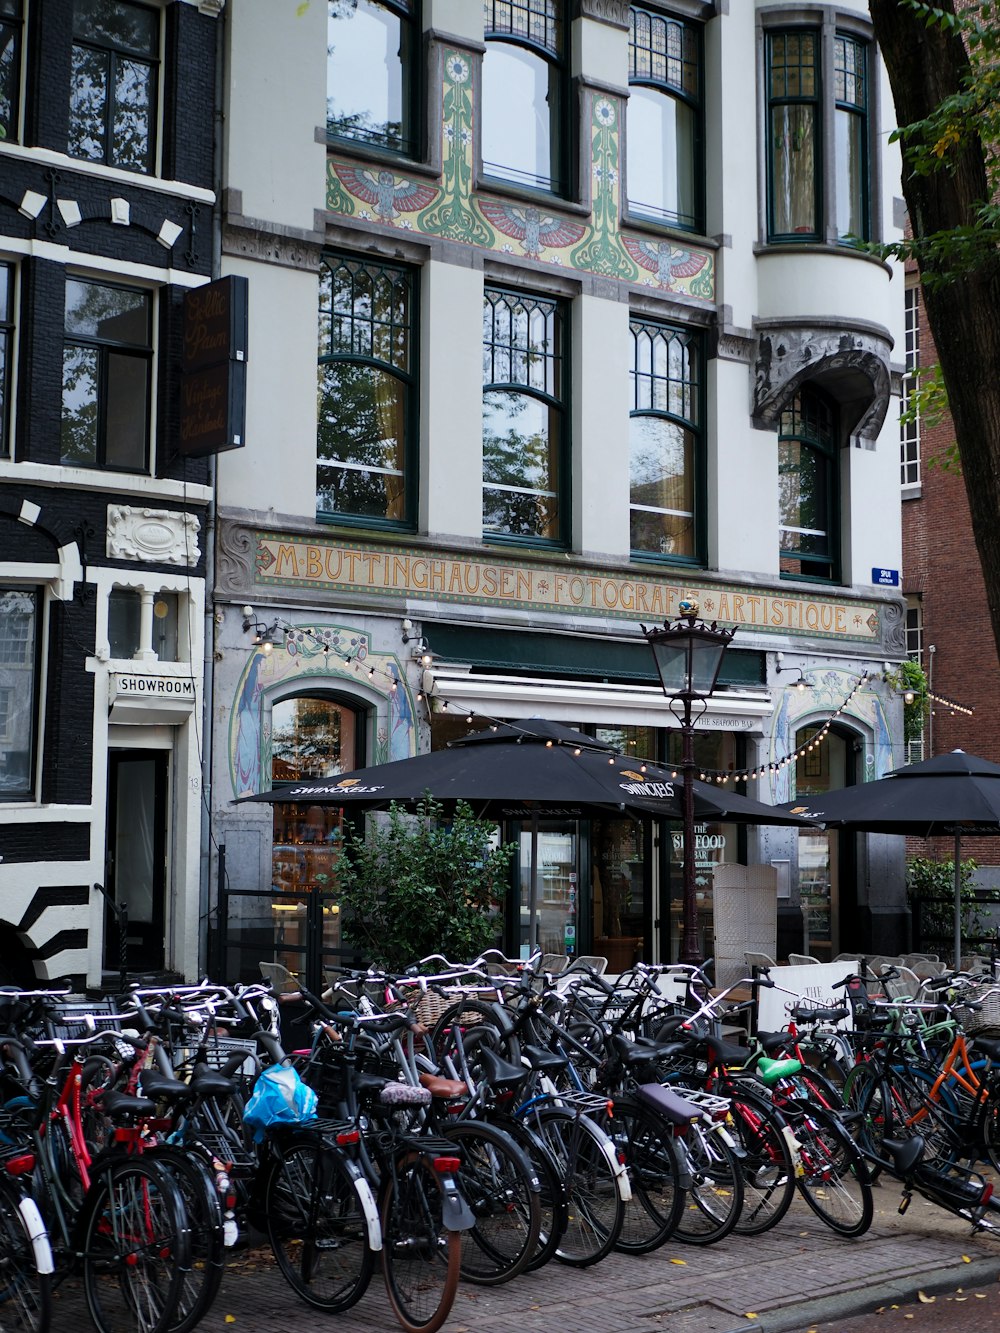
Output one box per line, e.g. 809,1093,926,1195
901,273,1000,902
0,0,222,985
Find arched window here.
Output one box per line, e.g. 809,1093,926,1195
317,253,417,528
482,0,566,195
629,318,702,563
482,285,567,545
778,387,839,582
626,7,702,232
326,0,419,156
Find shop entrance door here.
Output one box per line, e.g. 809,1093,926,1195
105,749,168,973
513,820,580,960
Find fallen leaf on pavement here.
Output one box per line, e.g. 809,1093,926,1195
669,1258,687,1265
917,1292,935,1303
962,1254,972,1262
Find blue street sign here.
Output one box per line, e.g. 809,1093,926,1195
872,568,900,587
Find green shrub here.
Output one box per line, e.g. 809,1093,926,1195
336,794,515,971
905,855,1000,947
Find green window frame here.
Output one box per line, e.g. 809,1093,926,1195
0,263,12,459
317,253,417,531
0,0,23,144
60,278,153,473
778,387,839,583
834,32,869,242
326,0,420,157
482,285,568,547
69,0,160,175
765,24,872,245
629,317,703,565
626,6,703,233
766,29,820,241
482,0,568,196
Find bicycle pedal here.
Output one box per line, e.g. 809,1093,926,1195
898,1191,911,1215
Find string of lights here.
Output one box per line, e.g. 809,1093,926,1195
240,612,881,785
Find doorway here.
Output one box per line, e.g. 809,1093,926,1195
105,749,168,973
794,725,858,958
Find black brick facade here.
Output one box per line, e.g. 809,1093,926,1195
0,0,220,978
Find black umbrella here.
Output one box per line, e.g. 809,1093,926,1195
779,749,1000,964
239,718,809,950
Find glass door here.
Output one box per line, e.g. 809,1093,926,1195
515,820,579,960
105,750,167,973
794,727,850,959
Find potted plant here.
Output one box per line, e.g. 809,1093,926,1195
335,794,515,971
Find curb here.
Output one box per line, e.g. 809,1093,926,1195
718,1255,1000,1333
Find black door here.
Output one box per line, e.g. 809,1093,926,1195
105,750,168,973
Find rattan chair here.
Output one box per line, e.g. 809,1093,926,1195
564,955,609,977
744,951,776,970
787,953,820,966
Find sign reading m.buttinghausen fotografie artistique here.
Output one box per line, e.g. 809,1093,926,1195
254,534,883,641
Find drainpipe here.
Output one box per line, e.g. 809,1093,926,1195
198,7,226,975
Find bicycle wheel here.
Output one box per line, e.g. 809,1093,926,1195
379,1153,461,1333
529,1107,624,1267
442,1121,540,1285
672,1122,744,1245
81,1158,189,1333
492,1115,567,1273
596,1098,683,1254
980,1085,1000,1173
728,1087,796,1236
793,1104,874,1238
149,1148,225,1333
264,1137,375,1313
0,1179,51,1333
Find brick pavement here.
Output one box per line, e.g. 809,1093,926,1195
44,1183,1000,1333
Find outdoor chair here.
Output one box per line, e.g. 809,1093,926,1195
564,954,608,977
539,953,570,976
787,953,820,966
744,951,776,971
901,952,940,965
882,965,921,1000
909,959,947,979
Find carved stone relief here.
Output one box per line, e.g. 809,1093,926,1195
216,521,256,596
752,325,893,443
575,0,630,26
879,598,906,655
107,506,201,566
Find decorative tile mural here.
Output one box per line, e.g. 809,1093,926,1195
327,50,715,305
228,623,417,798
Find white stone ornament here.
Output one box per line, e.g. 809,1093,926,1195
107,505,201,566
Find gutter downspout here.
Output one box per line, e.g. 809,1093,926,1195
199,3,226,975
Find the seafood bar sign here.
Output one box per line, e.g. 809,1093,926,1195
179,276,248,457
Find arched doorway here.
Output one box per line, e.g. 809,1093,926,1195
794,723,859,958
269,693,366,979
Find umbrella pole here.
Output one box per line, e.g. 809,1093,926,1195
954,831,962,969
527,812,540,956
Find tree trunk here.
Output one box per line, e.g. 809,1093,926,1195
870,0,1000,667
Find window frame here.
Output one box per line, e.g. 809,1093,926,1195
482,282,569,550
628,315,705,566
0,585,41,803
625,5,704,234
60,276,154,474
778,386,841,584
900,282,921,489
316,252,419,533
481,0,569,198
0,261,13,459
762,14,876,247
326,0,421,159
0,0,24,145
68,0,161,176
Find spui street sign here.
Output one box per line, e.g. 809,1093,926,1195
872,567,900,587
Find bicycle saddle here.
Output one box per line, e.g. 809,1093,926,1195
475,1045,530,1089
139,1070,195,1103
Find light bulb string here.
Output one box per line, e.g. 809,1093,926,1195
242,617,877,778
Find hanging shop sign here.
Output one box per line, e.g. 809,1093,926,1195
252,533,885,643
178,276,248,457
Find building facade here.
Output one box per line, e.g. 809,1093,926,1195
212,0,911,985
0,0,221,986
900,270,1000,909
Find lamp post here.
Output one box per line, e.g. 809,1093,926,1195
643,599,735,965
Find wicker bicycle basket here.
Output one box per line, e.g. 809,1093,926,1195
954,984,1000,1037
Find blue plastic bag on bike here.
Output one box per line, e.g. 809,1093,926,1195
243,1064,318,1142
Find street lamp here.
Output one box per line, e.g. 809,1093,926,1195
643,598,735,964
